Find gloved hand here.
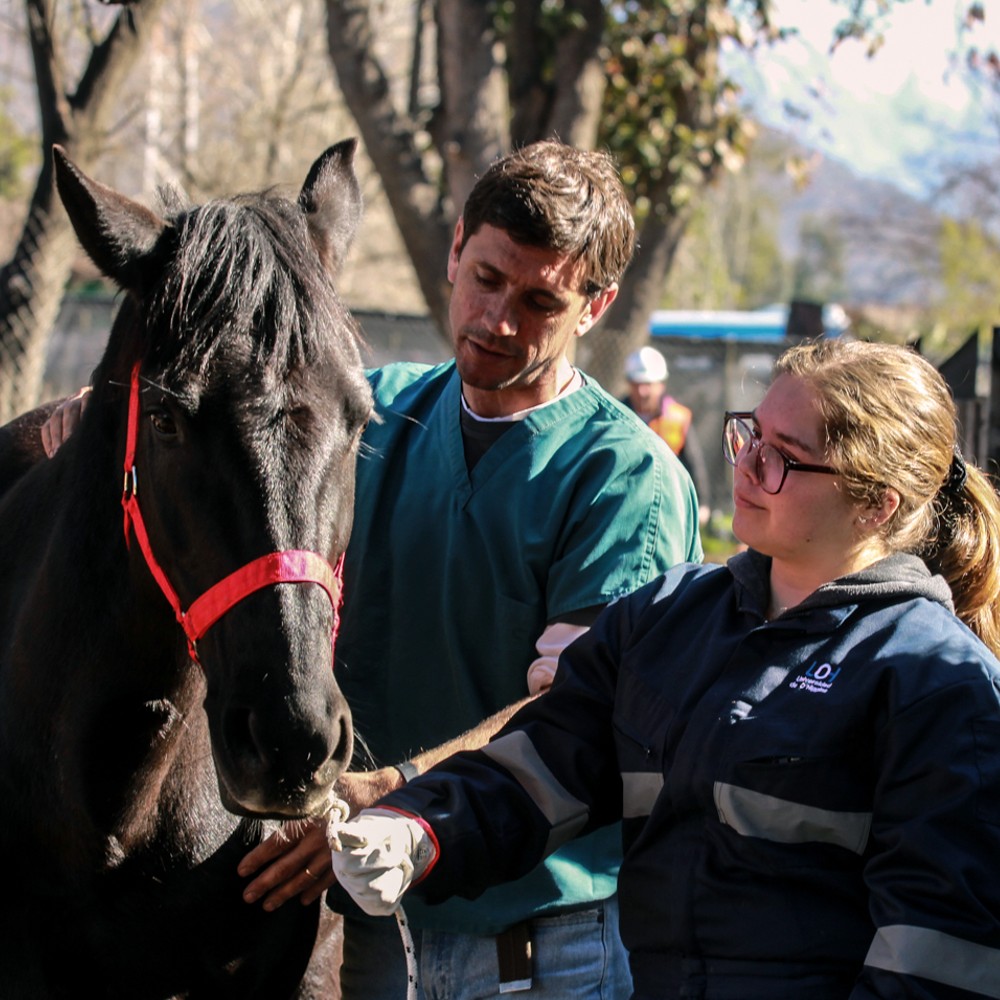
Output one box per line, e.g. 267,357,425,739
329,808,437,916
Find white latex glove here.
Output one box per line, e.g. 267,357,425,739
329,808,437,916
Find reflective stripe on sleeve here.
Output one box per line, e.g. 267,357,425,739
482,731,589,855
865,924,1000,998
652,576,676,604
714,781,872,854
622,771,663,818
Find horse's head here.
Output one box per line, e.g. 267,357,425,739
53,142,373,820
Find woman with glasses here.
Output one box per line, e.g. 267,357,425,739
325,338,1000,999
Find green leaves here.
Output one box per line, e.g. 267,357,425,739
598,1,757,218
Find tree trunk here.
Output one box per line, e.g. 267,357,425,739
324,0,612,344
544,0,606,148
0,0,170,421
0,165,77,421
320,0,732,374
582,0,733,394
325,0,458,339
437,0,508,213
508,0,605,147
580,202,693,394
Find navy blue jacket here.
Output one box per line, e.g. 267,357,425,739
383,551,1000,999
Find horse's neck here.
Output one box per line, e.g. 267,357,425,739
0,402,58,500
20,662,236,878
96,670,221,851
0,438,236,871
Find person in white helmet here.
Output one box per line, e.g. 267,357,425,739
623,345,710,524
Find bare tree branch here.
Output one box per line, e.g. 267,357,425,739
0,0,169,420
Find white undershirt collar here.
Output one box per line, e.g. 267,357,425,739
461,369,585,423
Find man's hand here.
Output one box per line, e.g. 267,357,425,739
239,819,336,910
238,769,404,910
41,386,91,457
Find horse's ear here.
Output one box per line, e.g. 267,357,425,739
298,138,363,278
53,145,168,292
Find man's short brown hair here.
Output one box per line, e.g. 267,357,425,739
460,141,635,297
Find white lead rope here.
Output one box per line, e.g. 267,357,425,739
395,905,419,999
323,792,420,1000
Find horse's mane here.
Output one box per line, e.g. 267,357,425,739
138,187,366,388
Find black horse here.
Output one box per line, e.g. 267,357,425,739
0,142,373,998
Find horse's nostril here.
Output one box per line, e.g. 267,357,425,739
332,710,353,773
336,721,350,762
222,695,350,795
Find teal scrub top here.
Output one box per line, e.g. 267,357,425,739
337,361,702,932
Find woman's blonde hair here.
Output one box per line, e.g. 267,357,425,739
775,338,1000,656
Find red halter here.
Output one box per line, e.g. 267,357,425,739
121,362,344,663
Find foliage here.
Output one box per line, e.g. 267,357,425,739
736,217,786,307
3,0,997,404
790,215,846,304
489,1,764,221
660,202,744,309
598,1,766,223
0,94,38,200
660,190,786,310
924,216,1000,356
701,510,742,563
656,121,792,312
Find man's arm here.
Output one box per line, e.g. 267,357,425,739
344,693,540,810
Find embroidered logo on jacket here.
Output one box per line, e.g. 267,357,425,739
788,660,840,694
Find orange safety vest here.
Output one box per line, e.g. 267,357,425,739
647,397,692,457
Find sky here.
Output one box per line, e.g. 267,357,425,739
725,0,1000,197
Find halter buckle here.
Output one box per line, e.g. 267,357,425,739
122,465,138,500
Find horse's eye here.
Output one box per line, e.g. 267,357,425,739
149,411,177,438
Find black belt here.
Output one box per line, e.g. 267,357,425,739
496,921,532,993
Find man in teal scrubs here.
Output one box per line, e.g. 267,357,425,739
231,142,700,996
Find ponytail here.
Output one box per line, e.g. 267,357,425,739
923,464,1000,658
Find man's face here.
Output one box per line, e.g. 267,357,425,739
447,220,616,417
627,380,665,419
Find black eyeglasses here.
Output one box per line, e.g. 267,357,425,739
722,411,837,495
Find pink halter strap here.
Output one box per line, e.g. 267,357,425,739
120,362,344,663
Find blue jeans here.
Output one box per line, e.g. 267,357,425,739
340,897,632,1000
